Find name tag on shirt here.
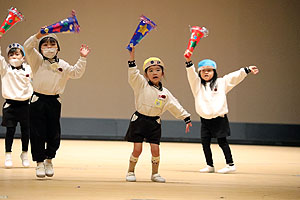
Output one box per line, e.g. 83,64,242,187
155,99,163,108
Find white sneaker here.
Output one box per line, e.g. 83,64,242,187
199,165,215,173
44,160,54,177
20,152,30,167
5,152,13,168
151,173,166,183
36,162,45,178
126,172,136,182
217,164,236,174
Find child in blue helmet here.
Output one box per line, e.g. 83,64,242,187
184,55,259,174
0,40,33,168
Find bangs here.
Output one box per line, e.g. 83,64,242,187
145,65,164,73
41,37,58,45
8,48,24,56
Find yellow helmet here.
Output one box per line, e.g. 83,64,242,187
143,57,165,72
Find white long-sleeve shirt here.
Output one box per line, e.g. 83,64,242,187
0,47,33,101
186,64,247,119
129,66,190,120
24,34,86,95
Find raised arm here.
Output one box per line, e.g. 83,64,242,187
62,45,89,79
223,66,259,93
0,46,9,75
23,31,44,73
127,45,147,91
184,55,201,97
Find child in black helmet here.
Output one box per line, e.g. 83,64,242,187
24,30,90,178
0,40,33,168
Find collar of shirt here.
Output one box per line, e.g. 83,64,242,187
11,65,25,71
148,80,163,91
43,56,59,64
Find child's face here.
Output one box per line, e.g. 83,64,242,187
200,68,214,82
8,49,24,60
41,40,58,58
145,65,164,86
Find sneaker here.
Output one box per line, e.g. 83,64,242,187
199,165,215,173
126,172,136,182
36,162,45,178
44,160,54,177
5,152,13,168
20,152,30,167
217,164,236,174
151,173,166,183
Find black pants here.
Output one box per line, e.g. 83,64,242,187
2,99,30,152
5,127,29,152
201,137,233,166
30,92,61,162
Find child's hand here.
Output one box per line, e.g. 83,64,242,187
129,43,135,61
249,66,259,75
36,26,48,39
185,122,192,133
185,56,191,63
80,44,91,58
184,49,192,62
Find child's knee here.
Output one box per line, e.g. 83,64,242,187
150,146,160,157
132,148,142,157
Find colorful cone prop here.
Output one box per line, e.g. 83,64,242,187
184,26,209,59
126,15,157,51
0,7,24,38
40,10,80,34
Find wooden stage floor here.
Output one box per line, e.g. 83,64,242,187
0,139,299,200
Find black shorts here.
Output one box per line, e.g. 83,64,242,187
1,99,30,127
125,111,161,145
200,115,230,138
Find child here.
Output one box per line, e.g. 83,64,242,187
125,45,192,183
184,55,259,174
24,30,90,178
0,42,33,168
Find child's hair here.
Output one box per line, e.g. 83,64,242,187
199,69,218,90
8,48,24,57
145,65,164,74
38,37,60,53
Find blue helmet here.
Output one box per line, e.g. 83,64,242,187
6,43,25,57
198,59,217,71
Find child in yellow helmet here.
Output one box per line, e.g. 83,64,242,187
125,45,192,183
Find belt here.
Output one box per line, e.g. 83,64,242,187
135,111,160,120
33,92,59,98
5,99,29,105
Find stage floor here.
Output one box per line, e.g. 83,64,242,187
0,139,299,200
